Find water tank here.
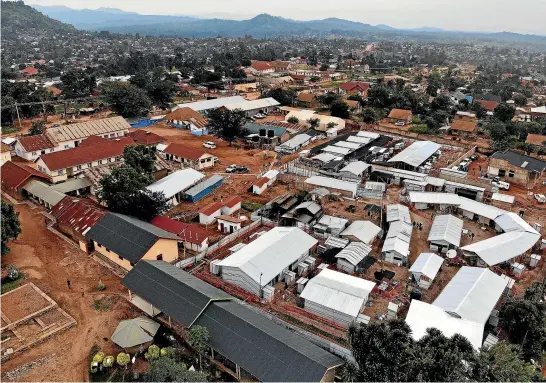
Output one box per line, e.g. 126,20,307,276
259,128,266,136
267,129,275,138
410,288,422,301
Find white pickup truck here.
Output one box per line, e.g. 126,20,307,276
535,194,546,203
492,179,510,190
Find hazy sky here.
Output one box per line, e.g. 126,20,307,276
29,0,546,34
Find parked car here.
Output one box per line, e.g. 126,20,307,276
470,154,478,161
225,164,238,173
535,194,546,203
235,166,250,173
203,141,216,149
253,113,265,119
492,179,510,190
395,121,405,126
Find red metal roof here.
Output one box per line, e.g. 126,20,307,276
216,215,243,224
476,100,499,111
199,201,223,216
0,161,49,190
18,135,55,152
223,195,243,209
128,130,166,145
151,216,209,244
254,177,269,187
50,197,106,235
251,61,272,71
164,143,207,160
19,66,38,76
39,137,134,171
339,81,370,91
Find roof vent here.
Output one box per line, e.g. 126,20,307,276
521,161,528,168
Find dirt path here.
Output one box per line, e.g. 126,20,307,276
1,202,133,382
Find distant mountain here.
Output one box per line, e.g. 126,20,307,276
31,4,198,30
2,1,78,39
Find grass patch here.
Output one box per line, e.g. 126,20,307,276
241,202,264,212
1,273,24,294
408,124,437,134
1,125,20,134
93,299,110,312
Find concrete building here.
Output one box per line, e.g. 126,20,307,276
164,143,218,170
218,227,317,297
488,149,546,185
217,215,243,233
300,268,375,326
304,176,359,198
151,216,209,252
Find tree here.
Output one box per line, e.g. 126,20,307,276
307,118,320,130
101,81,152,118
1,201,21,256
361,108,378,124
513,94,527,107
29,120,45,136
330,101,350,119
318,93,339,107
103,356,115,368
319,64,329,71
262,88,296,106
327,121,338,130
347,320,414,381
130,68,178,109
426,74,442,96
431,95,451,111
368,86,391,108
287,116,299,124
60,68,96,99
207,108,247,146
494,103,516,122
116,352,130,368
145,355,207,382
98,166,168,222
188,325,210,371
474,342,538,382
471,102,488,119
123,144,156,174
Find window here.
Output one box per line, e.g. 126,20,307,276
76,165,82,170
49,148,54,153
156,254,163,261
110,134,114,138
38,166,44,172
498,169,506,177
88,163,92,168
64,145,70,149
57,170,64,175
118,255,123,260
97,243,102,248
130,262,135,267
32,152,36,156
508,170,515,178
98,160,103,165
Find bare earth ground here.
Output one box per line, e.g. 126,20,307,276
0,202,135,382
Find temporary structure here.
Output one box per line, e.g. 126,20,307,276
111,316,160,352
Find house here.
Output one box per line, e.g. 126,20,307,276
297,92,318,108
184,175,224,203
525,133,546,149
127,130,166,146
85,213,180,271
199,202,224,225
217,215,243,233
345,99,362,113
388,141,441,171
281,201,323,227
488,149,546,184
427,214,464,252
223,98,280,117
304,176,358,198
20,66,39,76
0,161,50,199
382,219,412,266
244,122,290,147
122,261,342,381
151,216,209,252
449,119,477,135
387,109,413,125
233,83,258,94
335,242,373,274
338,82,370,97
163,143,217,170
338,161,371,181
164,107,209,135
276,133,312,154
454,111,477,122
269,60,291,72
15,134,56,161
173,96,246,115
252,177,269,195
409,252,444,289
49,177,92,196
221,195,242,215
35,137,135,183
530,106,546,121
249,61,274,75
475,99,499,112
217,227,318,297
1,143,12,165
146,169,205,207
313,215,349,238
22,180,66,210
406,267,509,350
300,268,375,326
50,197,106,253
340,220,383,245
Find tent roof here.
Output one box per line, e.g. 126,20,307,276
111,317,160,348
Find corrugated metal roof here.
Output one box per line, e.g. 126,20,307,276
334,141,361,150
45,116,130,143
388,140,441,167
321,145,352,156
175,96,246,112
340,221,381,244
458,197,504,220
491,193,515,204
356,131,380,140
50,178,92,193
334,242,372,266
386,204,411,224
409,252,444,280
300,268,375,317
340,161,370,176
406,300,484,350
218,227,317,286
432,267,508,324
305,176,358,196
311,153,339,163
324,236,350,248
382,220,412,255
184,174,223,197
280,134,312,150
225,97,280,111
409,191,461,205
347,136,371,144
314,215,349,230
22,180,66,206
427,214,464,247
494,212,537,234
146,169,205,199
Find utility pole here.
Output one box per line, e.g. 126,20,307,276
14,103,22,128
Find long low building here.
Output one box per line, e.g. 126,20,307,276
427,214,464,252
217,227,318,297
173,96,246,114
123,261,343,381
305,176,359,198
146,169,205,207
300,268,376,327
388,140,441,170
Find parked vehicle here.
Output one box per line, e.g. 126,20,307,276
535,194,546,203
395,121,405,126
470,154,478,161
225,164,238,173
235,166,250,173
203,141,216,149
492,179,510,190
253,113,265,119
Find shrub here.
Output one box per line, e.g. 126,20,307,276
90,362,98,374
7,265,19,280
93,352,105,364
117,352,130,367
97,280,106,291
145,344,161,361
103,356,115,368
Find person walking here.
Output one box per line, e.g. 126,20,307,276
67,279,71,289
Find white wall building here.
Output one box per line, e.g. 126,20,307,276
335,242,372,273
409,252,444,289
427,214,464,252
146,169,205,207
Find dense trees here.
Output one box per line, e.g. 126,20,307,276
130,68,177,109
330,101,350,119
1,201,21,256
123,145,157,174
207,108,247,145
1,82,55,125
361,108,378,124
146,354,207,382
100,81,152,118
59,68,96,99
493,103,516,122
29,120,45,136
